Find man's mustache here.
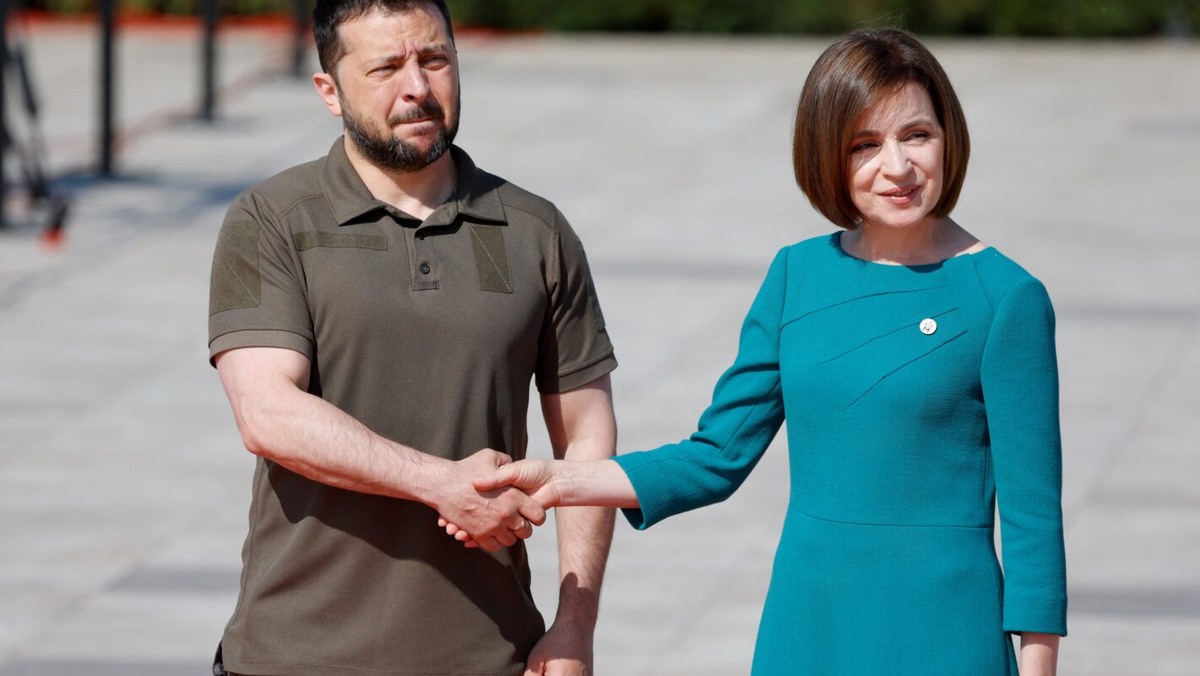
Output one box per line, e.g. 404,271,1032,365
388,102,444,126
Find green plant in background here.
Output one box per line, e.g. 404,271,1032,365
31,0,292,16
445,0,1196,37
20,0,1199,36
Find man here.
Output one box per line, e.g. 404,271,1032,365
207,0,617,673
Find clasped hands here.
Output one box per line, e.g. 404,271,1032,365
435,449,557,552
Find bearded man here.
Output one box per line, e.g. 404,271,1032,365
206,1,618,674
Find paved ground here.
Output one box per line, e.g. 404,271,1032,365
0,17,1197,676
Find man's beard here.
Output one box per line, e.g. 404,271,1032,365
341,97,459,172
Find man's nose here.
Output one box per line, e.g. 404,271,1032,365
398,63,430,102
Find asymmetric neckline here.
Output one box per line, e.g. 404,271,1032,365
831,232,992,271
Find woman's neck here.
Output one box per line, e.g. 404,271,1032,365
841,218,981,266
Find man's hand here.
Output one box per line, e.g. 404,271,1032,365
524,621,593,676
438,458,562,548
430,450,546,552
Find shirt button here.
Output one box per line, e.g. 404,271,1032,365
419,263,431,275
919,318,938,335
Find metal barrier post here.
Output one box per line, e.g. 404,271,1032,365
292,0,307,78
0,0,9,226
98,0,116,176
200,0,217,121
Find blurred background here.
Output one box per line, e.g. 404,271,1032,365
0,1,1197,674
18,0,1200,36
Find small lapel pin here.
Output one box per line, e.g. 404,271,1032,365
919,318,938,335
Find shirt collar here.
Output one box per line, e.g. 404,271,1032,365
319,138,507,227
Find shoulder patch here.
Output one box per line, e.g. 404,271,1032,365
210,219,262,314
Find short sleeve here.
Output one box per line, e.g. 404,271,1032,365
208,190,315,364
534,211,617,393
615,247,788,529
981,276,1068,635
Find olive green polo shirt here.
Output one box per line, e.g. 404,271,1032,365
208,139,616,675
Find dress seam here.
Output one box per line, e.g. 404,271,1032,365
787,503,991,530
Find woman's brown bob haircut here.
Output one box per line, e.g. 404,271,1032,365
793,29,970,230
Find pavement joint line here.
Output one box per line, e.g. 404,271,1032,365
1062,317,1199,534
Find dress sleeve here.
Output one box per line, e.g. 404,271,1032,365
980,276,1068,635
614,247,788,529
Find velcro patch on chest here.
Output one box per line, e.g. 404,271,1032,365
470,225,513,293
292,231,387,251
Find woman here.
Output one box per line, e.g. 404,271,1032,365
448,28,1067,675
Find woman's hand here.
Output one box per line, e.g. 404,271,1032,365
438,458,637,548
473,458,563,506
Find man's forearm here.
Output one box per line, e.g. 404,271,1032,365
551,426,617,629
553,504,615,628
216,347,544,552
235,381,441,502
539,375,618,630
219,348,441,501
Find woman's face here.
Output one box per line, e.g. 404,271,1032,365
846,81,945,232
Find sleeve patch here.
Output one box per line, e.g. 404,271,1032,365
471,225,513,294
293,231,387,251
578,240,606,333
210,219,262,315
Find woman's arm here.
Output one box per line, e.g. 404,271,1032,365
474,457,639,509
1019,632,1060,676
981,277,1068,636
444,247,791,541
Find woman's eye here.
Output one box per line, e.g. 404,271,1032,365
851,142,877,154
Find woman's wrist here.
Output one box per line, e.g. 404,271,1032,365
553,459,638,509
1018,632,1059,676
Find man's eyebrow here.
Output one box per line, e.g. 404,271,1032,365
364,45,448,66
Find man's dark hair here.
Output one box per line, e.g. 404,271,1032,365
313,0,454,77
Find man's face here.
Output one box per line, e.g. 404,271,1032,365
325,4,460,171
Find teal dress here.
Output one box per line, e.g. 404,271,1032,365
614,234,1067,675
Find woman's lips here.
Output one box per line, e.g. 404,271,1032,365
881,185,920,202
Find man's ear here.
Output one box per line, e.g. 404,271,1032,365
313,71,343,118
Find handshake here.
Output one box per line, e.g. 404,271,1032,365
432,448,632,552
432,449,564,553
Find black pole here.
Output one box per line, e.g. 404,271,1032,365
291,0,307,78
0,0,9,227
200,0,217,121
98,0,116,176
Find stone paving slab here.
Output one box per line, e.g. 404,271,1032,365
0,18,1197,675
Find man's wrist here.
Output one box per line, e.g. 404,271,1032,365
552,587,601,631
408,454,453,509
